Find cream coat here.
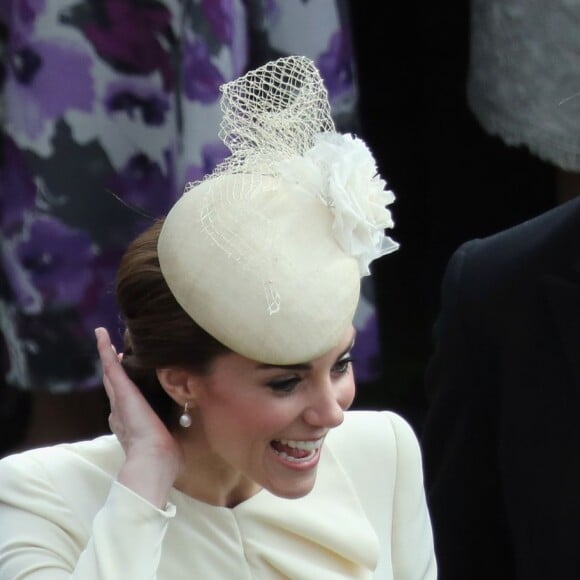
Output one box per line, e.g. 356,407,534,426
0,411,436,579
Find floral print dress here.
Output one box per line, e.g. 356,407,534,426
0,0,383,393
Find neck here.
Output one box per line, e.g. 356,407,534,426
172,432,261,508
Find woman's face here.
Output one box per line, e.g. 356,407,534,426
191,327,356,500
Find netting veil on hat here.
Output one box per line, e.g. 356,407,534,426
158,56,398,364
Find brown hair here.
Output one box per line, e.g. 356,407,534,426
115,219,230,429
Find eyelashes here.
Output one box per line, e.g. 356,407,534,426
333,356,353,375
266,355,354,394
267,377,301,393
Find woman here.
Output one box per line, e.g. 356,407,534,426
0,56,436,579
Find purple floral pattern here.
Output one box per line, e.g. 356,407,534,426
0,136,36,236
61,0,176,89
182,39,225,103
104,81,170,126
5,31,95,143
1,0,379,392
7,216,96,312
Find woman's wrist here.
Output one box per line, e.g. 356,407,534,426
118,448,180,509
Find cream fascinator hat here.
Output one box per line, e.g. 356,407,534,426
158,56,398,364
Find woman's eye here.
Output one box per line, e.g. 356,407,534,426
333,356,353,375
267,377,301,393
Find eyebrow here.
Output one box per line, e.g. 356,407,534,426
257,334,357,371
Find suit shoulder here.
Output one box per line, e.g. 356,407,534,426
460,197,580,276
445,198,580,310
0,436,122,498
328,410,421,466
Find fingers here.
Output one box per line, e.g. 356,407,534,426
95,327,140,404
95,327,128,403
95,327,115,364
95,327,115,399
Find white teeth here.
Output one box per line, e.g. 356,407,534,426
276,438,324,451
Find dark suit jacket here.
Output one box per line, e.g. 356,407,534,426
421,197,580,580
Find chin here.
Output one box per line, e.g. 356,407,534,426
266,476,317,500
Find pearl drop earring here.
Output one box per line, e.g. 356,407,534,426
179,402,192,428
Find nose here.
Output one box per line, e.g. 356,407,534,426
302,379,346,429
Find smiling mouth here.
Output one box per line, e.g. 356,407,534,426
270,438,324,463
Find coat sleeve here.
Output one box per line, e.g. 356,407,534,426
420,240,514,579
0,451,175,580
388,412,438,580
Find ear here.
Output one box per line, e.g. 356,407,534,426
156,368,202,406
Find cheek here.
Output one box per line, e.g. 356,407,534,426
202,398,286,443
245,404,299,434
339,376,356,410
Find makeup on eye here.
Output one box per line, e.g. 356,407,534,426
264,351,354,393
266,375,302,393
332,354,354,375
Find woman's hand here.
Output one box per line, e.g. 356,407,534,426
95,327,182,508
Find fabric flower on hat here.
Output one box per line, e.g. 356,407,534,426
276,132,399,276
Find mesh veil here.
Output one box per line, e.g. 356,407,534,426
191,56,337,315
211,55,335,180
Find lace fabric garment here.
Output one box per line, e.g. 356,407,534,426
467,0,580,171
